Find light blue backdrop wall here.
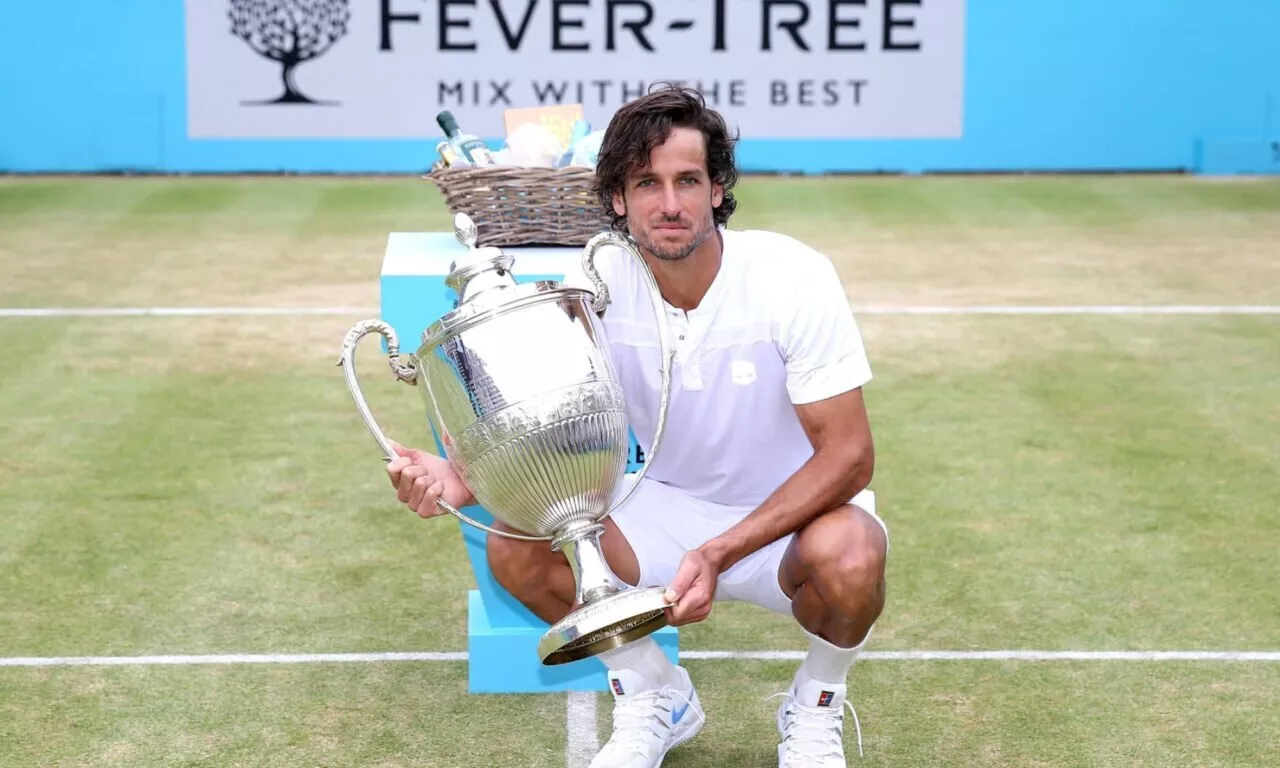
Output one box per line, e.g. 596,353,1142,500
2,1,1277,175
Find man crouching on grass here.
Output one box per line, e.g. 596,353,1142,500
386,83,888,768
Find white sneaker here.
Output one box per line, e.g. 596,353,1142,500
588,666,706,768
770,678,863,767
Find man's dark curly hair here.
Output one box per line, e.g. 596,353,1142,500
592,84,740,234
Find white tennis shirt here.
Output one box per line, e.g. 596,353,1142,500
564,227,873,509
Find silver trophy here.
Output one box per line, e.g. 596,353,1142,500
337,212,675,666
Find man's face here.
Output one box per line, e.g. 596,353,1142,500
612,126,724,262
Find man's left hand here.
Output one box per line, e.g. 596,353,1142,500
663,548,722,626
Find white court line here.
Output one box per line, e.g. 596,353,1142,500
0,651,467,667
1,305,1279,318
0,307,377,317
3,649,1279,668
855,305,1280,315
685,650,1280,662
566,692,599,768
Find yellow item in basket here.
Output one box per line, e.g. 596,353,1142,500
503,104,585,155
435,141,461,168
505,123,562,168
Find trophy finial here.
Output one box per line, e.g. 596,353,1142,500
454,212,478,249
445,211,514,299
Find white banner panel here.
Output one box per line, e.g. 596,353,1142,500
187,0,965,139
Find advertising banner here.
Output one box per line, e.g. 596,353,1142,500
187,0,966,139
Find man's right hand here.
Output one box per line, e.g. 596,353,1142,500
386,443,476,518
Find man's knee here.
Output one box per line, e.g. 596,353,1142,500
486,523,553,594
484,523,581,624
796,505,887,617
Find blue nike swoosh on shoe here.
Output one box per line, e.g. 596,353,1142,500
671,702,689,724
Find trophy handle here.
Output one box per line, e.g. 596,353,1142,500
581,233,676,518
336,319,548,543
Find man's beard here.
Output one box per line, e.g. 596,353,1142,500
635,215,716,262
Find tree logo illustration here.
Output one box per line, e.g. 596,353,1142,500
228,0,351,106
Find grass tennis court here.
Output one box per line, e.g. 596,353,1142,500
1,174,1278,767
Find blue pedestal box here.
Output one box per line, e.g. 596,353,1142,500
379,232,679,694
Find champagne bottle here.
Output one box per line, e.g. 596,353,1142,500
436,111,495,167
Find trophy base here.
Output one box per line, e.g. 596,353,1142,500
537,586,671,666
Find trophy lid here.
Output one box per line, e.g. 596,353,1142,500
420,212,591,353
445,212,516,301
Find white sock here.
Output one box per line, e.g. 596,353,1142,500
598,637,682,690
794,626,872,687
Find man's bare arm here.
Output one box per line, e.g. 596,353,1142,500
697,387,875,574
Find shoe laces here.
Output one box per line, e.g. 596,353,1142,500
601,687,703,758
766,691,864,762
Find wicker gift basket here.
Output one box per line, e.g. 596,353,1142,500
428,165,615,248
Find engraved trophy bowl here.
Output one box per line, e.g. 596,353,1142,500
337,212,676,666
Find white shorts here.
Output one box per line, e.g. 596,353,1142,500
607,475,886,616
